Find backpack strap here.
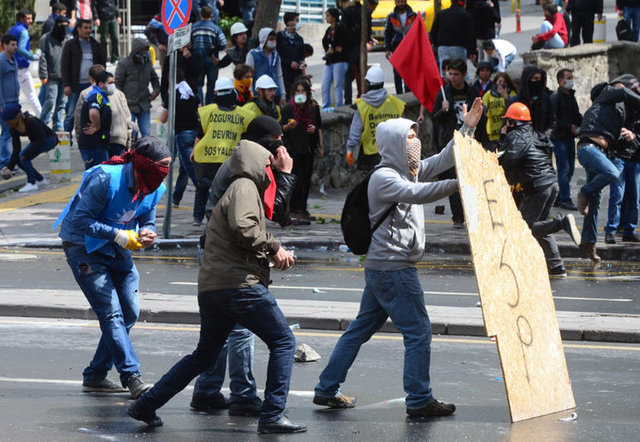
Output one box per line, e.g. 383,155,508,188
371,203,397,234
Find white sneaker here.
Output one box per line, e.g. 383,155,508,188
37,177,49,186
18,182,39,193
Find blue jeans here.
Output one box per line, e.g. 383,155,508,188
64,83,91,143
577,143,620,243
172,130,207,221
552,138,576,202
606,157,640,236
80,148,109,170
196,48,220,105
138,284,296,424
40,80,67,131
322,61,349,109
131,110,151,138
0,118,13,167
315,267,434,409
63,244,141,386
19,136,57,184
193,324,258,403
624,7,640,41
540,20,565,49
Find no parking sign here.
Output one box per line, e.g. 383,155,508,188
161,0,192,35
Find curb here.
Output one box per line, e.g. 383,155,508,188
1,304,638,344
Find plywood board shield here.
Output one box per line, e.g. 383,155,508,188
452,131,576,422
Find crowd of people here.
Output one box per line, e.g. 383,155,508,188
1,0,640,435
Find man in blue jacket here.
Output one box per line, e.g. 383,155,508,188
0,34,20,171
53,137,171,399
9,9,41,115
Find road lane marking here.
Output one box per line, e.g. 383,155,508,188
0,182,78,213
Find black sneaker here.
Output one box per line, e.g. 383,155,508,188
257,416,307,434
557,200,578,211
127,374,151,399
549,265,567,277
452,220,465,229
622,233,640,242
190,393,229,412
228,397,262,416
82,377,128,393
127,399,163,427
407,399,456,417
312,393,356,408
605,232,616,244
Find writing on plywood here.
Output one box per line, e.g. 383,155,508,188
453,131,575,422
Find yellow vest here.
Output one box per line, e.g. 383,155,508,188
242,101,282,121
483,90,517,141
194,105,255,163
356,95,406,155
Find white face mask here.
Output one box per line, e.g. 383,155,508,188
265,40,276,49
294,94,307,104
564,79,574,90
105,83,116,95
295,21,302,31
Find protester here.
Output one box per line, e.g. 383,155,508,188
314,100,484,418
498,102,581,277
512,66,556,137
128,141,307,435
216,22,250,68
384,0,417,94
9,9,41,116
532,3,569,49
277,12,305,101
321,8,351,109
246,28,286,104
42,2,67,35
472,61,493,98
78,71,114,169
550,68,582,210
53,137,170,400
243,75,282,120
192,5,227,105
430,0,476,66
282,78,324,221
346,66,406,173
61,19,106,142
567,0,603,46
482,72,517,150
469,0,501,63
160,42,203,106
70,0,97,24
115,38,160,138
481,39,517,73
432,58,487,228
0,104,57,192
144,13,169,67
617,0,640,42
39,16,70,131
233,64,254,105
0,34,20,170
338,0,371,104
95,0,122,64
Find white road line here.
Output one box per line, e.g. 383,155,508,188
168,282,631,302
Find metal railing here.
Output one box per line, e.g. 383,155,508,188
281,0,329,23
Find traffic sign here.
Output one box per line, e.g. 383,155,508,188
162,0,192,35
168,23,192,52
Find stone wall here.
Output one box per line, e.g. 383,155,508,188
311,93,433,190
522,42,640,113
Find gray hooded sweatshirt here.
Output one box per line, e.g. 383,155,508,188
346,87,389,153
364,118,475,270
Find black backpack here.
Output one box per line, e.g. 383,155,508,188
341,170,396,256
617,19,634,41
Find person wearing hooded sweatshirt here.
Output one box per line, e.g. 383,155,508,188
246,28,286,105
313,99,484,418
511,65,556,138
576,77,640,262
346,66,406,174
115,38,160,138
128,141,307,435
191,77,255,225
39,15,70,131
53,137,171,400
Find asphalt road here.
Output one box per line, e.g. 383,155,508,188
0,316,638,441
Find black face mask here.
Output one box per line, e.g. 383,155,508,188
529,80,544,98
52,26,67,41
214,91,237,109
258,137,284,155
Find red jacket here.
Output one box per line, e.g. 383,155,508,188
538,13,568,46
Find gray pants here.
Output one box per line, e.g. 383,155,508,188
519,183,563,270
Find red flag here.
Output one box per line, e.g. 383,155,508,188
389,13,443,112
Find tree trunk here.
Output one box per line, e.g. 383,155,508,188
252,0,283,37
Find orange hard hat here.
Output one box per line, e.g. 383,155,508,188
502,102,531,122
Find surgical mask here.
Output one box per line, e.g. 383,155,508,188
105,83,116,95
564,79,574,90
294,94,307,104
295,22,302,31
265,40,276,49
407,138,421,174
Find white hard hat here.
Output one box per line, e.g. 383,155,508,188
230,22,249,36
365,66,385,84
214,77,235,92
255,75,277,90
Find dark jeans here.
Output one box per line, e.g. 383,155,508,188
173,130,206,221
196,48,219,105
19,136,58,183
393,67,408,95
344,61,361,105
80,148,109,170
290,151,314,213
606,157,640,236
64,82,91,144
137,284,296,424
193,161,222,223
99,19,120,63
519,183,563,270
439,167,464,223
552,138,576,202
570,10,595,46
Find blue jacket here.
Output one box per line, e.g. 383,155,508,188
54,163,165,256
384,5,418,52
0,53,19,108
9,22,36,69
247,48,285,96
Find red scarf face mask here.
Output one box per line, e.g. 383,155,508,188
263,166,276,220
133,155,169,201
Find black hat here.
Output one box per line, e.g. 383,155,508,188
476,61,492,73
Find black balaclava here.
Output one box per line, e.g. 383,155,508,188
51,16,69,41
242,115,284,154
214,90,238,110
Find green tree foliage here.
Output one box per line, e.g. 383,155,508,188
0,0,37,35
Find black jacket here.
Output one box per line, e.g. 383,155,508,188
322,24,351,64
94,0,121,21
430,4,476,56
160,50,204,106
568,0,603,14
277,30,305,85
7,113,56,171
498,124,557,194
433,82,488,149
511,66,556,137
469,0,501,40
61,37,106,90
550,88,582,140
579,83,640,145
